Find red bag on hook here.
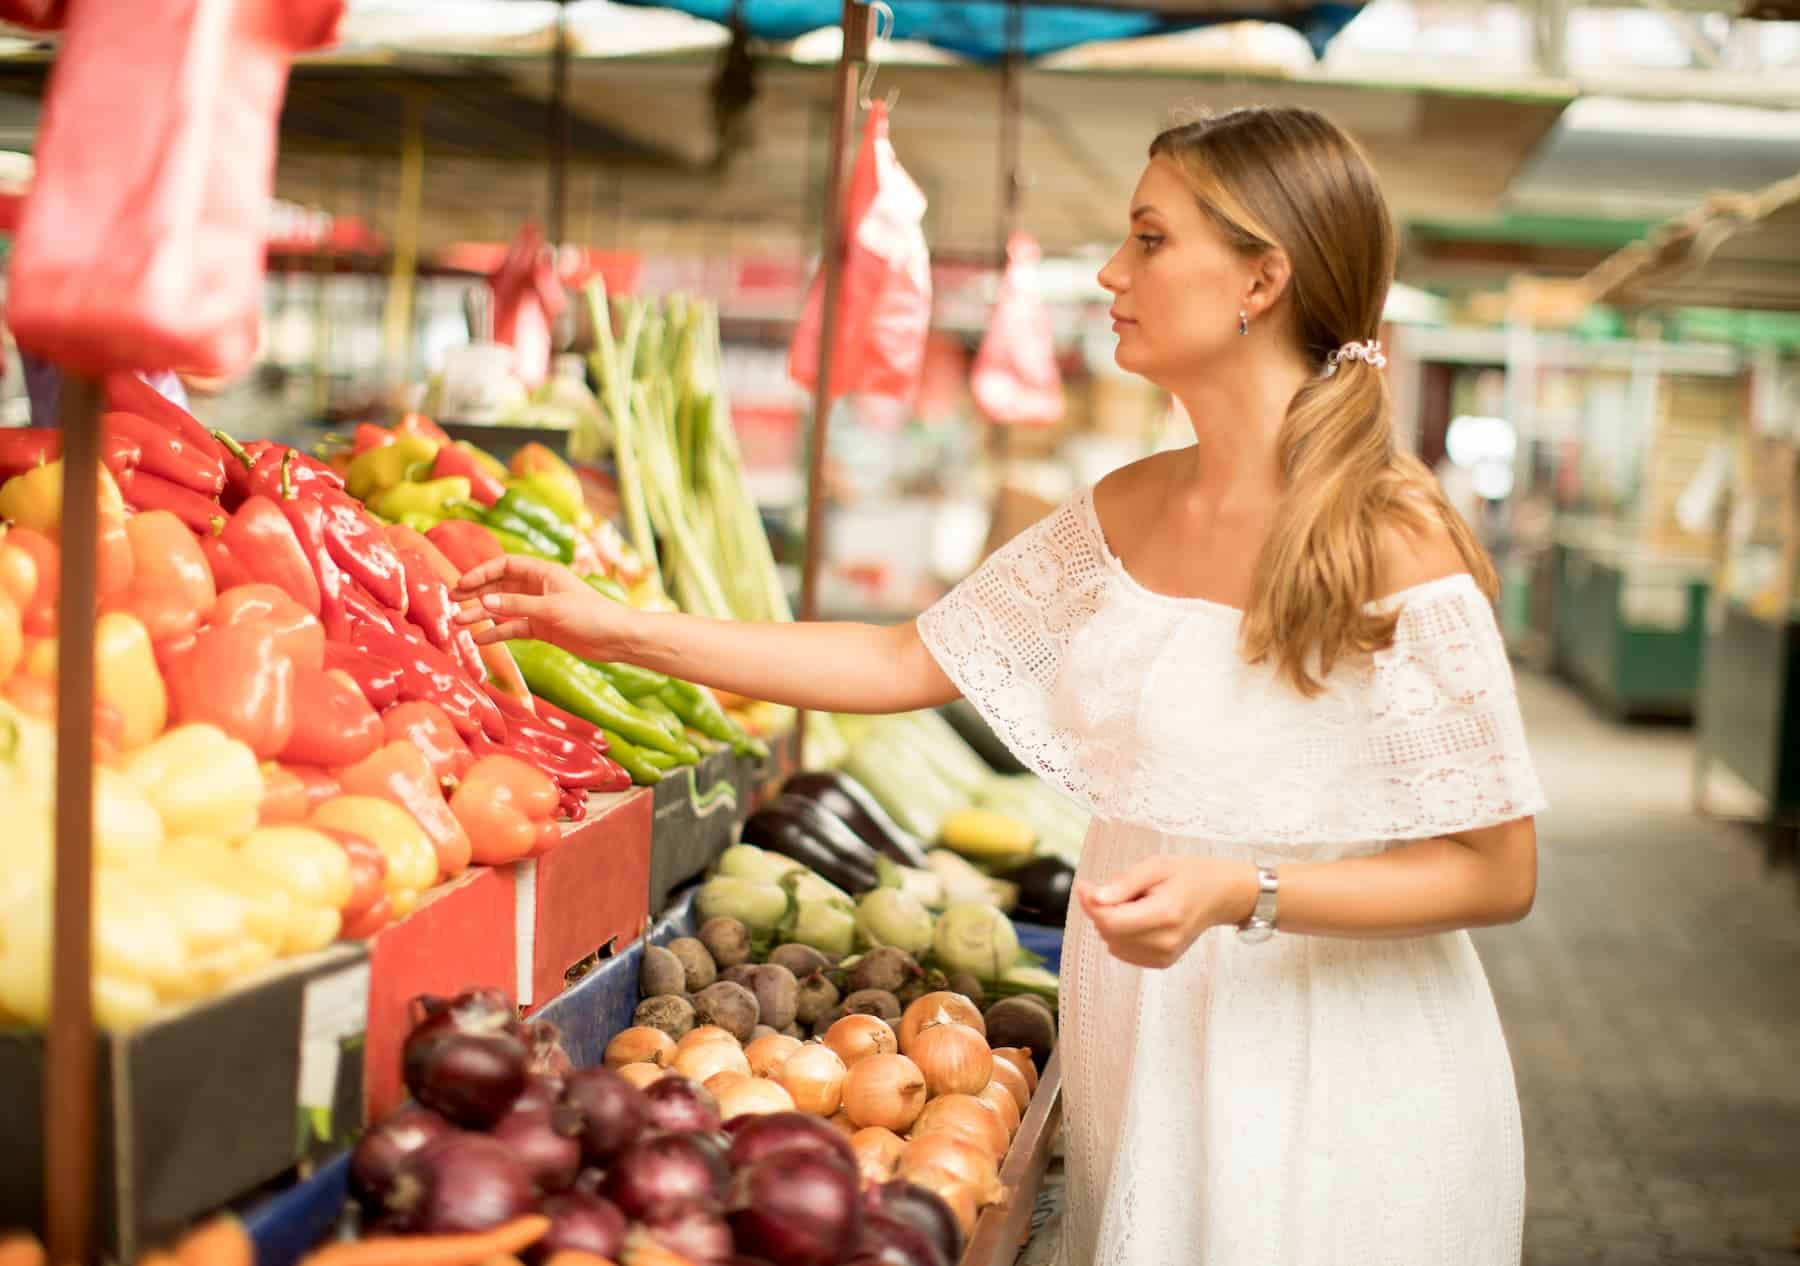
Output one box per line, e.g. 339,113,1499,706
972,233,1063,426
489,222,565,390
7,0,343,378
788,99,932,404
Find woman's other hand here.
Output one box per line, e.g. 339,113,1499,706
1076,856,1259,968
454,554,635,662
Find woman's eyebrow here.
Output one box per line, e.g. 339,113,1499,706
1130,205,1161,222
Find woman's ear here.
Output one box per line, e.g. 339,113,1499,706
1245,250,1293,322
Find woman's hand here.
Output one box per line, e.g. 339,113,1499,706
1075,857,1259,969
453,555,636,662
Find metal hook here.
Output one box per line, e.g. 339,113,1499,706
857,0,896,110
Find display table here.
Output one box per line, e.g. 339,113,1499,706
1551,537,1711,721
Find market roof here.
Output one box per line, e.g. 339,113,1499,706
1584,171,1800,312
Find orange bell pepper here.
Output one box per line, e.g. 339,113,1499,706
106,509,217,644
2,526,56,637
281,668,382,768
309,795,437,914
335,742,471,879
212,584,324,674
0,594,18,684
450,753,560,866
164,619,297,759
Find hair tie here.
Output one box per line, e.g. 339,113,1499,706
1324,339,1386,376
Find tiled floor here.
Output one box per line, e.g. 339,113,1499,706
1018,671,1800,1264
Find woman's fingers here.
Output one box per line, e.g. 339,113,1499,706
471,618,533,645
455,553,559,597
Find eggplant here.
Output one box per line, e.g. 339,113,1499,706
999,854,1075,925
741,796,881,894
781,771,931,869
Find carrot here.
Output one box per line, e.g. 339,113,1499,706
0,1233,46,1266
298,1216,550,1266
174,1217,252,1266
543,1254,618,1266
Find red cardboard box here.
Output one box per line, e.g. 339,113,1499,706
517,788,654,1010
364,865,516,1120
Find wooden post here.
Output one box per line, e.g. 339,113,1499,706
383,95,424,384
795,0,874,744
44,373,104,1266
549,0,571,248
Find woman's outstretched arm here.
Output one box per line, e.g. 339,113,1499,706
455,554,961,716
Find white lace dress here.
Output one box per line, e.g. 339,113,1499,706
917,487,1546,1266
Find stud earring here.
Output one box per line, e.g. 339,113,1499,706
1239,310,1249,336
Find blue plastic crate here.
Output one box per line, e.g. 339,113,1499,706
243,1153,349,1266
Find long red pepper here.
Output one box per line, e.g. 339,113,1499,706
324,642,403,711
221,496,322,615
277,453,351,643
0,428,62,481
102,371,226,460
119,469,227,534
318,492,408,615
103,410,224,495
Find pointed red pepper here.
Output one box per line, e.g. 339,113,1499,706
102,370,226,467
324,641,402,711
352,623,505,742
425,520,504,573
336,741,472,879
429,444,505,506
352,423,395,455
103,410,224,496
317,492,407,615
0,428,62,481
221,496,321,615
118,468,227,535
394,412,451,446
275,451,351,643
393,543,454,653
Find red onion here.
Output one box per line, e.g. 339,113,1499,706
512,1072,566,1115
349,1104,453,1209
864,1180,965,1265
561,1066,648,1163
639,1200,735,1265
524,1017,575,1080
403,1026,529,1129
530,1191,628,1264
726,1111,857,1175
491,1102,584,1194
385,1132,534,1234
407,988,520,1042
728,1152,863,1266
852,1212,951,1266
643,1074,723,1135
604,1131,730,1220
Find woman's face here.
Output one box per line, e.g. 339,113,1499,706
1097,158,1256,386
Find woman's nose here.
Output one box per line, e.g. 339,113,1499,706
1097,250,1127,295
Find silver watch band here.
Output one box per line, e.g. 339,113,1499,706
1237,866,1279,942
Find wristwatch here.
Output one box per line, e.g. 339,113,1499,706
1237,866,1279,943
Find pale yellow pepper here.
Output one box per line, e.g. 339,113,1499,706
24,612,169,752
309,795,437,917
238,826,353,954
120,724,263,842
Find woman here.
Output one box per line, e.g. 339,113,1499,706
457,106,1544,1266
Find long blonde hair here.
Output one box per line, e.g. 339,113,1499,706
1149,107,1497,695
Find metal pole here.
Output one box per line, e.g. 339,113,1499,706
991,0,1025,467
550,0,571,247
795,0,873,742
383,96,424,385
45,373,103,1266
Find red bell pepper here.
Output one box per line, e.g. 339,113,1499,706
221,496,321,615
164,619,298,759
260,763,340,824
336,741,472,879
282,667,383,768
355,623,505,742
429,444,505,506
318,492,407,615
324,641,402,711
106,508,217,644
200,532,255,592
394,412,452,446
103,410,225,496
245,441,345,500
393,544,455,653
4,526,58,636
213,584,325,673
101,371,227,466
274,453,350,643
382,701,474,783
0,428,62,481
426,519,504,574
450,753,561,866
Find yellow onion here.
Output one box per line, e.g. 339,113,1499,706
778,1043,848,1117
676,1024,740,1055
828,1109,857,1138
745,1032,802,1079
706,1070,753,1097
715,1075,795,1120
979,1081,1022,1137
605,1026,677,1069
992,1047,1036,1096
909,1022,992,1098
989,1056,1031,1114
842,1053,928,1132
825,1014,898,1068
912,1094,1008,1163
849,1126,907,1184
898,992,986,1054
900,1132,1002,1205
900,1164,982,1235
617,1062,668,1090
675,1038,750,1086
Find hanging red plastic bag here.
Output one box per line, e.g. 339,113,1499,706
7,0,344,378
0,0,63,29
489,221,565,391
788,99,932,404
972,233,1064,427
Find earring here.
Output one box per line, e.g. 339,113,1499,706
1238,310,1249,336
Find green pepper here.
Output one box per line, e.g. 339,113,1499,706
482,507,567,561
591,658,672,702
660,679,767,759
489,527,558,560
495,486,577,556
396,511,443,534
345,434,439,502
511,472,583,524
371,475,471,523
637,693,689,740
637,745,683,773
508,640,700,761
583,574,631,605
597,727,665,785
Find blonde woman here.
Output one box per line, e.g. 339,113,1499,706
458,106,1544,1266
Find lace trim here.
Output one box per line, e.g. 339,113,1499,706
917,489,1546,845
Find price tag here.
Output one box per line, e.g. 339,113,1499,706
299,961,371,1126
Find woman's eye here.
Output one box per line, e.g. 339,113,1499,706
1135,233,1164,252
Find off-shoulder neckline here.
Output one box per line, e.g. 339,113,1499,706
1074,485,1481,617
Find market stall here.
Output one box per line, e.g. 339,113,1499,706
1585,174,1800,846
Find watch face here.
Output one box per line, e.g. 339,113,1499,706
1238,922,1275,945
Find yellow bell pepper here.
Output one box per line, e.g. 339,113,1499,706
0,873,190,1029
0,702,161,869
309,795,437,912
237,825,352,954
121,724,263,842
24,612,168,752
162,837,296,954
0,593,19,682
0,458,125,535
